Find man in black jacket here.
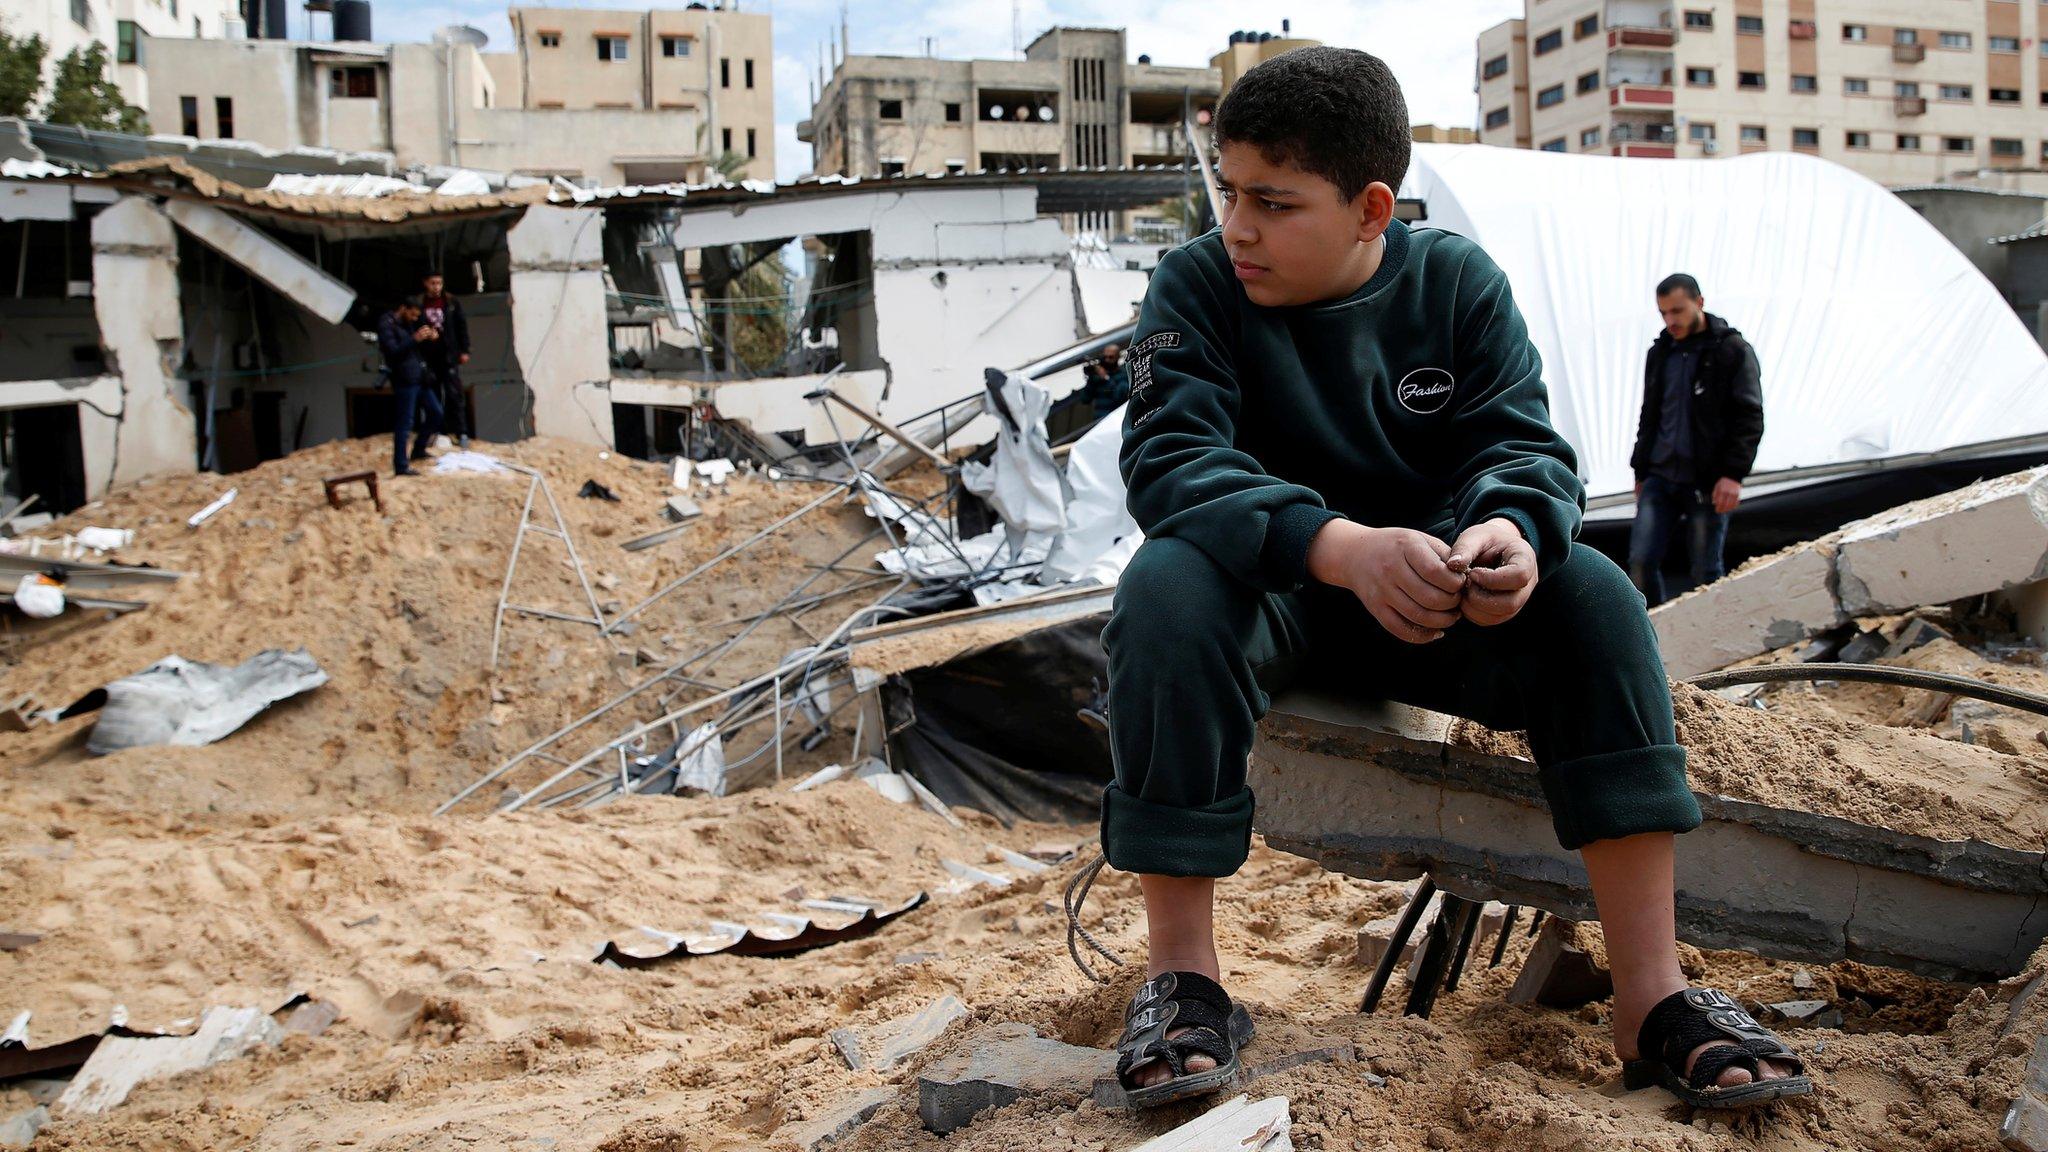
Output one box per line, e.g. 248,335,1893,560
418,271,472,448
377,297,443,476
1627,274,1765,606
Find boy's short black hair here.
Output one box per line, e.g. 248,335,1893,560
1656,273,1703,299
401,294,425,309
1212,46,1410,203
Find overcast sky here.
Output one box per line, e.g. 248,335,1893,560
367,1,1523,181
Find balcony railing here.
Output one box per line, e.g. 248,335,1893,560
1894,96,1927,116
1612,143,1676,158
1610,84,1676,107
1610,124,1677,144
1608,26,1677,48
1893,43,1926,63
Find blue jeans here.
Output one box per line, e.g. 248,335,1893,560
1627,474,1729,607
392,379,443,473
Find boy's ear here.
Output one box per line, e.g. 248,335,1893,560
1353,181,1396,245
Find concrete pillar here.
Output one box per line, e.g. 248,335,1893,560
507,205,613,447
90,196,197,495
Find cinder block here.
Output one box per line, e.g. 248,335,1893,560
1652,539,1841,678
1835,467,2048,617
917,1023,1114,1134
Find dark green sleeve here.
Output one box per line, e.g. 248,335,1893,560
1445,249,1585,577
1121,246,1344,593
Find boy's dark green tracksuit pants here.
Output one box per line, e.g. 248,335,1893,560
1099,536,1702,878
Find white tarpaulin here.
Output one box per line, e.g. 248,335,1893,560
1398,144,2048,504
86,648,328,755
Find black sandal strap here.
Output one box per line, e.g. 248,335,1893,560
1116,972,1242,1086
1740,1037,1806,1076
1686,1044,1761,1090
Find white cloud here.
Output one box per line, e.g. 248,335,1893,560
372,0,1522,182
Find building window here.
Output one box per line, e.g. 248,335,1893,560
1686,67,1715,87
596,35,628,62
879,98,902,120
1738,71,1765,90
1534,29,1563,54
1737,15,1763,35
944,102,961,122
1581,127,1601,147
1740,125,1766,143
1791,74,1817,93
1483,54,1508,80
720,57,730,87
1944,136,1974,153
1897,134,1920,151
330,66,377,98
538,31,560,48
1992,137,2024,157
1991,35,2021,53
746,128,757,158
1577,70,1600,94
1537,83,1565,108
1992,88,2021,104
214,96,233,138
1684,10,1712,29
661,36,690,57
1894,29,1918,46
116,20,139,63
1540,137,1567,152
1793,127,1819,148
1939,84,1972,101
744,58,754,88
1842,23,1866,42
69,0,89,30
1689,122,1716,142
1846,131,1870,149
721,127,732,152
1938,31,1970,50
1484,106,1511,129
1844,77,1868,95
179,95,198,137
1895,81,1920,98
1576,14,1598,38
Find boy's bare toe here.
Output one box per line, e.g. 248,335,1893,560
1132,1028,1215,1087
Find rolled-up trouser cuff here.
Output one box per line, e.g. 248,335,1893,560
1100,784,1255,878
1539,744,1701,851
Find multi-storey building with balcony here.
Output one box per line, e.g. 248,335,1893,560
1477,1,2048,184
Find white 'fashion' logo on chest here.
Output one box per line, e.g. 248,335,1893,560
1396,367,1456,414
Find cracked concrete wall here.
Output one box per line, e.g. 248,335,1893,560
89,197,196,496
507,206,613,449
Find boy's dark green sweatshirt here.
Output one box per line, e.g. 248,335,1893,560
1120,220,1585,594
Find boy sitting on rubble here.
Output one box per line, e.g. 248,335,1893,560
1097,47,1810,1112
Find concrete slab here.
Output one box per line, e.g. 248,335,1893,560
1651,538,1840,679
773,1087,895,1152
1835,467,2048,616
57,1004,283,1115
916,1022,1115,1134
1506,917,1612,1008
1122,1094,1292,1152
830,995,968,1071
508,205,612,448
2005,1034,2048,1151
160,199,355,323
1249,690,2048,981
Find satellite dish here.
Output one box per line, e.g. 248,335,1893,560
1036,105,1053,121
988,104,1005,120
1196,107,1212,126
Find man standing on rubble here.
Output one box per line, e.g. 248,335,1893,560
377,297,443,477
1627,274,1765,606
418,271,473,449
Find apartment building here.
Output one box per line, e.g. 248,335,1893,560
800,26,1219,181
489,3,774,182
0,0,238,112
1477,1,2048,184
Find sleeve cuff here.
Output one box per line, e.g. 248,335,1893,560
1261,503,1346,593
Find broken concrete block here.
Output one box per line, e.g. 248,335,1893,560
830,996,968,1072
0,1106,47,1148
1243,1043,1355,1082
1837,628,1890,665
2004,1034,2048,1152
1836,466,2048,617
1765,1000,1844,1029
1651,538,1840,678
282,999,340,1038
773,1087,895,1152
57,1005,283,1115
917,1022,1115,1134
1791,968,1815,991
941,859,1011,889
1123,1093,1292,1152
1505,917,1613,1009
1884,617,1952,659
665,495,702,523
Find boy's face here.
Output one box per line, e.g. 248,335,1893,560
1216,142,1394,308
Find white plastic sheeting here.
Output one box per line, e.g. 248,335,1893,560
85,648,329,755
1039,404,1142,586
961,374,1068,538
1399,144,2048,501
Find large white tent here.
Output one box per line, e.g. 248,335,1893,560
1400,144,2048,510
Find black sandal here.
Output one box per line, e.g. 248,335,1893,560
1114,971,1255,1110
1622,988,1814,1108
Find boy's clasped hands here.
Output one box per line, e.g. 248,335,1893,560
1304,517,1537,643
